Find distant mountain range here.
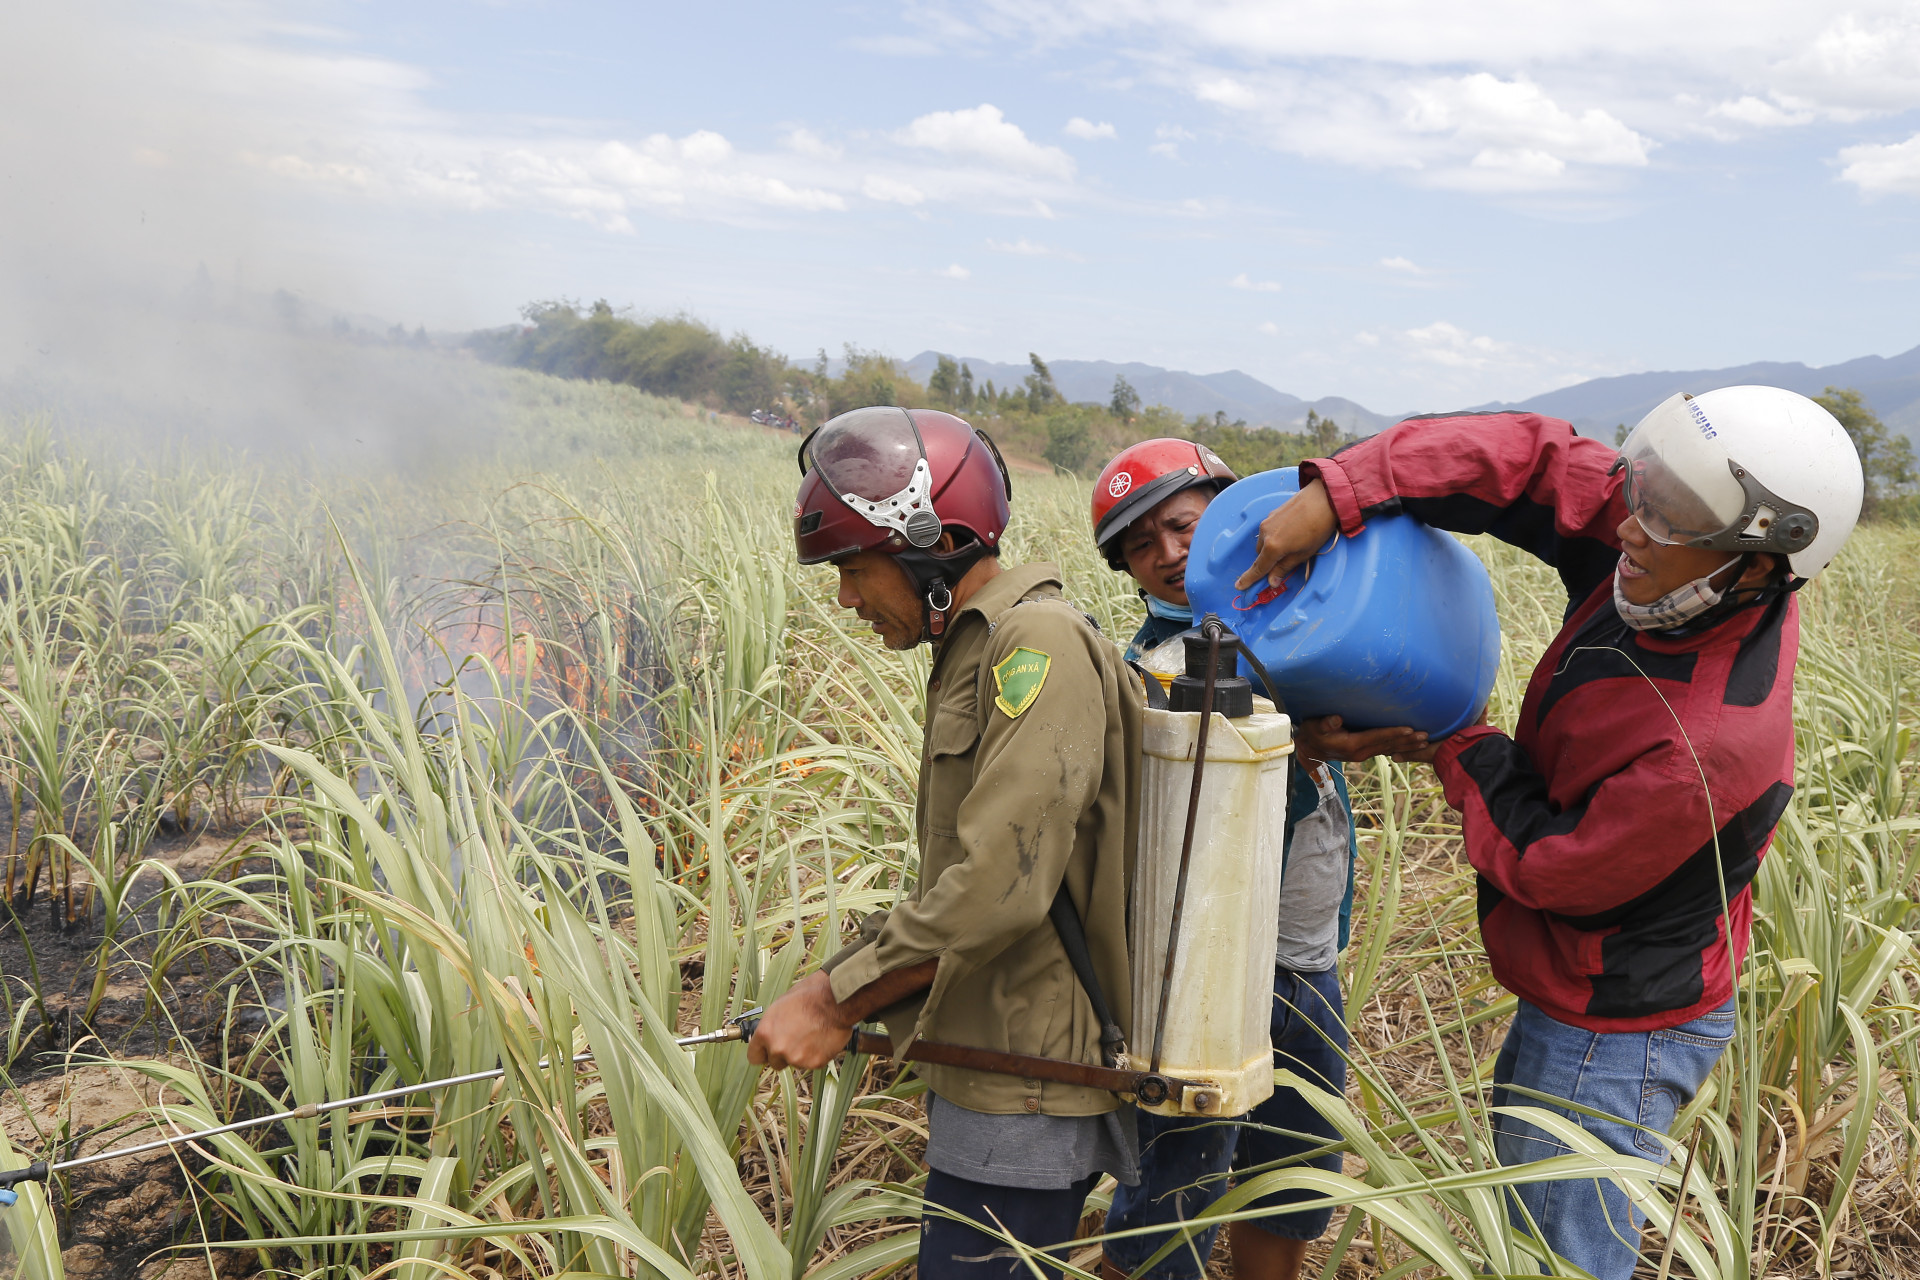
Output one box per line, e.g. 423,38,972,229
902,342,1920,443
1483,342,1920,438
901,352,1395,435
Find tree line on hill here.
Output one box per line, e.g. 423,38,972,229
470,301,1915,516
470,301,1349,477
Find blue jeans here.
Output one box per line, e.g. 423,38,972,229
919,1169,1100,1280
1104,967,1348,1280
1490,998,1735,1280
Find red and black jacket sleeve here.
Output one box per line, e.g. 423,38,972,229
1302,412,1627,615
1430,722,1785,918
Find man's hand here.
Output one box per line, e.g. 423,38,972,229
1234,478,1339,592
745,958,938,1072
745,971,856,1071
1294,715,1425,767
1391,705,1492,765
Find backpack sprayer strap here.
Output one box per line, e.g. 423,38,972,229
1127,659,1170,710
1048,882,1128,1068
850,1029,1201,1107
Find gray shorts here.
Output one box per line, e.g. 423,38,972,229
925,1092,1141,1190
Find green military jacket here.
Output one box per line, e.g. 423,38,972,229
825,562,1143,1115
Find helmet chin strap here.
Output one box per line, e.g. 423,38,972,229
924,578,954,639
896,539,989,644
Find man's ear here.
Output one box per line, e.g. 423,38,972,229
1737,553,1781,589
936,531,959,554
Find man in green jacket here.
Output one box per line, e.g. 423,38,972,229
751,408,1144,1280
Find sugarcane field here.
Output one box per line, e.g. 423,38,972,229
0,359,1907,1280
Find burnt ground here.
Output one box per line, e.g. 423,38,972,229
0,822,276,1280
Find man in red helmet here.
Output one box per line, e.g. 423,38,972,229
750,407,1146,1280
1088,438,1422,1280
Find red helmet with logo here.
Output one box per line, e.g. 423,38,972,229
794,406,1012,639
1091,438,1238,569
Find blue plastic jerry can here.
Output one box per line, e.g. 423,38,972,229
1184,467,1501,736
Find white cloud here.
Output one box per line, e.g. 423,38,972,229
1708,96,1814,128
1402,73,1650,189
1402,76,1647,167
896,104,1075,178
1346,318,1607,401
863,174,926,205
1257,320,1280,335
20,12,1099,255
785,127,844,160
90,24,1101,240
1195,77,1258,111
938,263,971,279
1379,256,1428,274
1065,117,1116,140
1404,320,1513,370
677,130,733,164
1150,123,1194,159
1838,132,1920,195
1774,11,1920,115
1157,64,1652,192
1467,147,1565,182
975,0,1919,95
1207,316,1608,404
965,2,1920,199
250,119,852,234
1229,272,1282,292
574,135,848,223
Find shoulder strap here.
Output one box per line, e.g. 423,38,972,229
1127,660,1169,709
1049,884,1128,1067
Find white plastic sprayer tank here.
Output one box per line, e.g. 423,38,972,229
1131,692,1292,1117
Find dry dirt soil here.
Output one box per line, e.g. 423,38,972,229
0,827,270,1280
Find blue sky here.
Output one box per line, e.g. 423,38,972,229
5,1,1920,412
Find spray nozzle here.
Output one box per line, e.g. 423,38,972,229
0,1161,49,1194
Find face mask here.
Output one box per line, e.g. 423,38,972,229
1144,594,1193,622
1611,554,1743,631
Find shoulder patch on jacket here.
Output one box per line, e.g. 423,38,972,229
992,647,1051,719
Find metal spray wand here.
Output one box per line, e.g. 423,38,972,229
0,1014,765,1206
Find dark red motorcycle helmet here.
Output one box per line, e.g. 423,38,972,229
794,406,1012,640
1091,438,1238,569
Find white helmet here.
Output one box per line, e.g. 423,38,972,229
1614,385,1864,580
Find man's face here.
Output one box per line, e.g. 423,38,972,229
834,548,926,649
1614,512,1774,604
1121,488,1211,606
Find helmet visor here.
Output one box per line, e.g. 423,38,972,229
1616,393,1746,547
798,406,942,547
1620,453,1728,546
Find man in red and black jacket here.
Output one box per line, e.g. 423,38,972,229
1234,386,1863,1279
